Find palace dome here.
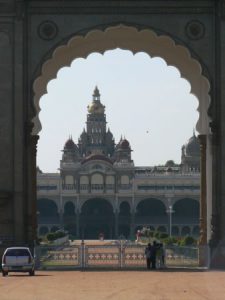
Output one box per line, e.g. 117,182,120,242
64,138,78,151
118,138,130,149
88,101,105,114
184,134,200,156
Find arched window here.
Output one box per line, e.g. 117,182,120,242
136,198,166,217
37,198,58,217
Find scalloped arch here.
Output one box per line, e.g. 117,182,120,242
80,197,115,213
32,25,210,135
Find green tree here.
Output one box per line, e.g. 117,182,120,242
163,236,178,246
179,236,196,246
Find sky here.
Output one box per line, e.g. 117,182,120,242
37,49,199,173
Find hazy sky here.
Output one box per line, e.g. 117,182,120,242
37,49,198,173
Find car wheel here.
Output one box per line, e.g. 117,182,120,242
2,271,8,277
29,270,35,276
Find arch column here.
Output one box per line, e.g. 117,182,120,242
165,196,174,237
76,211,80,238
59,208,63,229
103,174,106,193
88,175,91,193
76,195,80,238
27,127,39,247
114,209,118,239
198,134,208,266
59,177,63,229
130,210,135,238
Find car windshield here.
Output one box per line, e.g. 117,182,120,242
5,249,30,256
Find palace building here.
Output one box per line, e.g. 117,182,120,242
37,87,200,239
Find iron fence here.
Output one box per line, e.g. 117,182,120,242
35,242,201,270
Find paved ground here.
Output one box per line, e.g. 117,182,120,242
0,269,225,300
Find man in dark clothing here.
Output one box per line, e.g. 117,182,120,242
145,243,152,269
150,241,157,269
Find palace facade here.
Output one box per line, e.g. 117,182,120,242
37,87,200,239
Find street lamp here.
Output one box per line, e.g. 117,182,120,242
166,205,174,237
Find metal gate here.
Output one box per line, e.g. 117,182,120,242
35,245,82,269
35,243,200,270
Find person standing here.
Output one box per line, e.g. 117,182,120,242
151,241,157,269
160,243,166,268
156,243,165,269
145,243,152,270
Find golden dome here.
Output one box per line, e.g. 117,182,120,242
88,101,105,114
87,86,105,114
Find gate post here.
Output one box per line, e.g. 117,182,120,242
120,241,123,269
81,240,85,269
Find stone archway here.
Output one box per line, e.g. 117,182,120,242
32,25,212,251
80,198,114,239
135,198,167,230
2,2,225,268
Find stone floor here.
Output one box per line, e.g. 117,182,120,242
0,269,225,300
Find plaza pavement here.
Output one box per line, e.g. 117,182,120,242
0,269,225,300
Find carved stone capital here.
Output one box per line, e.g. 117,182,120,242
25,121,39,153
210,121,220,146
30,135,39,156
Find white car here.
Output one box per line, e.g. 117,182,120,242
1,247,35,276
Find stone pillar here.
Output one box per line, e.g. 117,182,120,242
26,131,39,247
130,211,135,239
109,226,113,239
88,175,91,193
59,209,64,229
208,2,225,268
198,134,208,266
209,122,222,267
76,212,80,238
114,210,118,239
76,176,80,193
59,177,63,229
103,175,106,193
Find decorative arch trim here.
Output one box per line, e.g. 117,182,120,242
135,197,166,211
80,197,115,212
173,197,200,206
37,197,59,210
33,25,210,135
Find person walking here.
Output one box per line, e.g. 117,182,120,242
145,243,152,270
